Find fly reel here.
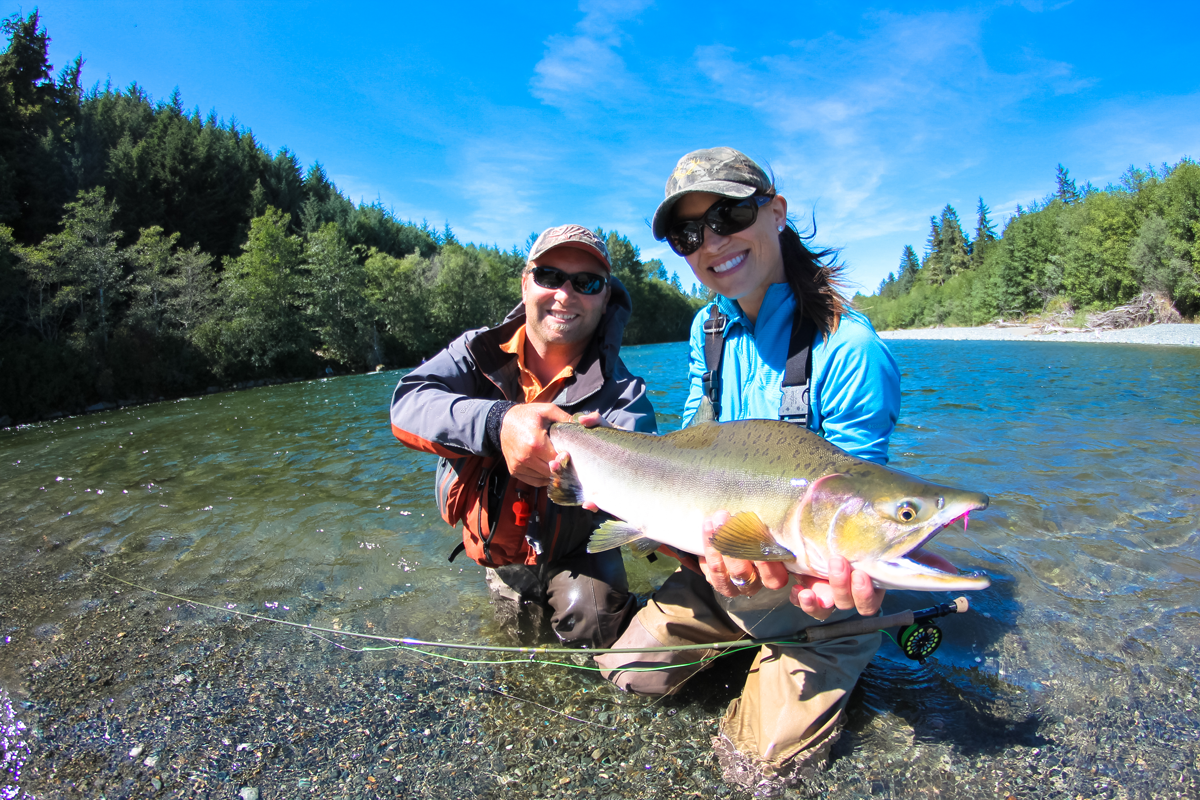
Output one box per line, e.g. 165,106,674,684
893,597,969,663
897,620,943,662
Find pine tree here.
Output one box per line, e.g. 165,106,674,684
896,245,920,293
0,11,78,242
974,198,996,244
924,216,941,264
1055,164,1082,204
938,204,970,279
971,198,997,268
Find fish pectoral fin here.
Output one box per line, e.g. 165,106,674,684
711,512,795,562
547,451,584,506
587,520,646,553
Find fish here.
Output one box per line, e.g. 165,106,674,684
547,402,990,591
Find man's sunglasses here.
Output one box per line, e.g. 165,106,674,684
528,265,608,295
665,195,773,256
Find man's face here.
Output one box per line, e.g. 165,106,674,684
521,246,610,356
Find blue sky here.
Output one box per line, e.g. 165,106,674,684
26,0,1200,294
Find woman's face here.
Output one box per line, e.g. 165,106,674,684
675,191,788,321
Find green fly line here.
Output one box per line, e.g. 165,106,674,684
99,572,786,673
99,572,970,670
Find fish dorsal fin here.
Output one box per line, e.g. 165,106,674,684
689,397,717,427
711,512,795,562
587,519,645,553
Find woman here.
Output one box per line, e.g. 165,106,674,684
596,146,909,794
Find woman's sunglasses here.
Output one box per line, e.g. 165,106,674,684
528,265,608,295
665,195,773,256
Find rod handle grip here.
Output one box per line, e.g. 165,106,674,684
804,610,915,642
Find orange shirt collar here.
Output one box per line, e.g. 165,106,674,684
499,326,576,404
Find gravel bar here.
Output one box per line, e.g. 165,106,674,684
877,322,1200,346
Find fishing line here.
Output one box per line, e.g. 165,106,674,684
97,572,767,671
98,572,971,666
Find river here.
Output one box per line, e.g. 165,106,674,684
1,339,1197,799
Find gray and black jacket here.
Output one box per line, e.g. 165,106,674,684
390,277,657,567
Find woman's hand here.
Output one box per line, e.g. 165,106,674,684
700,511,790,597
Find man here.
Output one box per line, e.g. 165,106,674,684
389,224,657,647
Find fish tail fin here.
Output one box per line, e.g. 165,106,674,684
548,452,584,506
587,520,646,553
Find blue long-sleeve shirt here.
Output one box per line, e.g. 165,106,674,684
683,283,901,465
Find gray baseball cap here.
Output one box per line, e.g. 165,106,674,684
527,224,611,272
651,147,774,240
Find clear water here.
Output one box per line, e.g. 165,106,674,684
2,339,1198,798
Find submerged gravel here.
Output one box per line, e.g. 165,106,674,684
877,322,1200,346
3,554,1197,799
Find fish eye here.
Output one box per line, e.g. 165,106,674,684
896,502,919,523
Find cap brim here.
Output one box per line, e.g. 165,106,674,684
651,180,758,240
530,240,612,272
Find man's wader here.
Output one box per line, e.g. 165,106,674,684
595,307,881,793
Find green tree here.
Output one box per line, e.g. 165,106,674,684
168,244,216,334
32,188,126,349
1061,191,1137,306
364,249,437,366
205,207,311,378
1055,164,1082,205
303,222,372,367
0,11,80,242
127,226,179,337
938,204,970,280
896,245,920,294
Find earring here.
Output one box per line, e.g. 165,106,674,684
777,226,785,232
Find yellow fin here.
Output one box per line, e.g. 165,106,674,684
711,512,795,562
627,538,663,559
587,519,645,553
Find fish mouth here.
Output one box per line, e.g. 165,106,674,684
860,510,991,591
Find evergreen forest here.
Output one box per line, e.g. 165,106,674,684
859,163,1200,330
0,12,702,424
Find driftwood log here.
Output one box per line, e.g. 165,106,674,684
1085,292,1182,330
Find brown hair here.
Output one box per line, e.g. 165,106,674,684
778,220,850,336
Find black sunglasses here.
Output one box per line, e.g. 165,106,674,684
665,195,773,256
528,265,608,295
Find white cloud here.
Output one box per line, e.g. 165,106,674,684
680,8,1100,288
530,0,652,110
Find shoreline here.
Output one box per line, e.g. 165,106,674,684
876,321,1200,346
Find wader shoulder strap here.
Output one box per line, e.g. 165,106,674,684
703,303,815,425
702,305,728,418
779,315,817,425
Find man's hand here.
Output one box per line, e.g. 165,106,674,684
700,511,791,598
789,557,885,621
499,403,573,486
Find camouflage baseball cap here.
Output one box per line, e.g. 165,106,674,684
527,224,612,272
651,147,774,240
